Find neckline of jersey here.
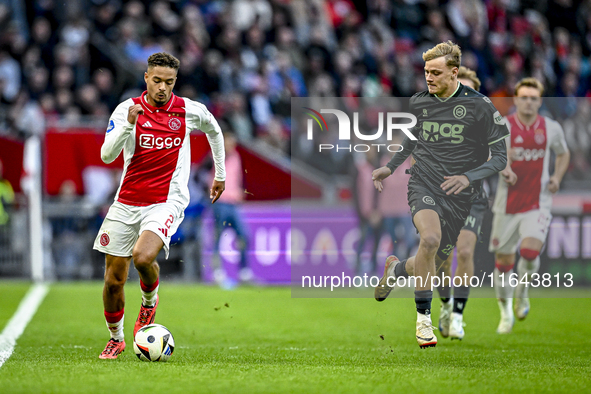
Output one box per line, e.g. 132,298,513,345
433,82,462,102
514,113,541,131
140,91,176,113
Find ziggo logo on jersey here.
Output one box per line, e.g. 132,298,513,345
512,147,545,161
139,134,182,149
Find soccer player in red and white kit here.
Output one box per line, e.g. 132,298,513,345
490,77,570,334
93,53,226,359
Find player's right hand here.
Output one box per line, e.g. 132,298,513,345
372,166,392,193
501,168,518,186
127,104,144,124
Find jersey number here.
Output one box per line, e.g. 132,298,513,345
165,215,174,229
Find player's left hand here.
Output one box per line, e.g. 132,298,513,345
441,175,470,195
548,176,560,193
210,180,225,203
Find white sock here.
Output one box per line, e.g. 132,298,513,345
517,256,540,298
142,285,159,307
106,316,124,341
494,267,515,301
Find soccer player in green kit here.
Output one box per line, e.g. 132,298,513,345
372,41,509,348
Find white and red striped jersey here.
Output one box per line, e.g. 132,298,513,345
492,113,568,215
101,91,225,208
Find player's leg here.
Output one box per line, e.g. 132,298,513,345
133,202,185,334
448,229,477,340
437,251,453,338
514,237,542,320
100,254,132,358
514,210,550,321
132,230,163,335
494,252,516,333
376,209,441,298
93,204,140,359
489,211,521,334
406,209,442,348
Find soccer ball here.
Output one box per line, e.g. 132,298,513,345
133,324,175,362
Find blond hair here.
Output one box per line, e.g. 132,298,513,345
422,40,461,69
457,66,481,91
514,77,544,96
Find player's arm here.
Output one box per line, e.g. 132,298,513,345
442,139,507,195
548,120,571,193
500,138,517,186
101,101,136,164
463,138,508,183
442,99,509,195
186,101,226,202
372,135,417,192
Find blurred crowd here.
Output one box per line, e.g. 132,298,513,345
1,0,591,179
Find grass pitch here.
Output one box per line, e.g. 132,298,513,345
0,281,590,393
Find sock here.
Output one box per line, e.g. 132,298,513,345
517,256,540,298
140,278,159,307
394,260,408,278
104,309,124,341
415,289,433,315
453,286,470,314
494,265,514,301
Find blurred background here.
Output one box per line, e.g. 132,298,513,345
0,0,590,286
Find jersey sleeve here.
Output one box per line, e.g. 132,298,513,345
480,97,510,145
185,99,226,181
101,99,134,164
546,118,569,155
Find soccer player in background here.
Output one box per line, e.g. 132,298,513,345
436,66,495,341
490,77,570,334
372,41,509,348
93,52,226,359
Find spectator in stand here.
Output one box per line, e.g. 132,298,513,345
212,132,251,286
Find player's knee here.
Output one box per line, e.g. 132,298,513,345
420,232,441,253
457,247,473,263
132,249,155,271
519,247,540,261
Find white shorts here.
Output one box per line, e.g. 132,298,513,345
93,201,185,259
489,209,552,255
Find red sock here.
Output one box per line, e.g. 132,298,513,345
104,309,124,323
140,278,159,292
495,262,514,273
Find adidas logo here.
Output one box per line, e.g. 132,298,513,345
158,227,168,237
515,135,524,144
142,121,153,128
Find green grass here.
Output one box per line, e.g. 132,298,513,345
0,282,32,329
1,281,590,393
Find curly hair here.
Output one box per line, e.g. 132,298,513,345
147,52,180,70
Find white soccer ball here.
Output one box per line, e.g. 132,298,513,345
133,324,175,362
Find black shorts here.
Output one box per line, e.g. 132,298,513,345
462,194,488,238
407,175,471,260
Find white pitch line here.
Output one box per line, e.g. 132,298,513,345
0,283,49,368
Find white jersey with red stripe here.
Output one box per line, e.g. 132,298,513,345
492,113,568,215
101,91,225,209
